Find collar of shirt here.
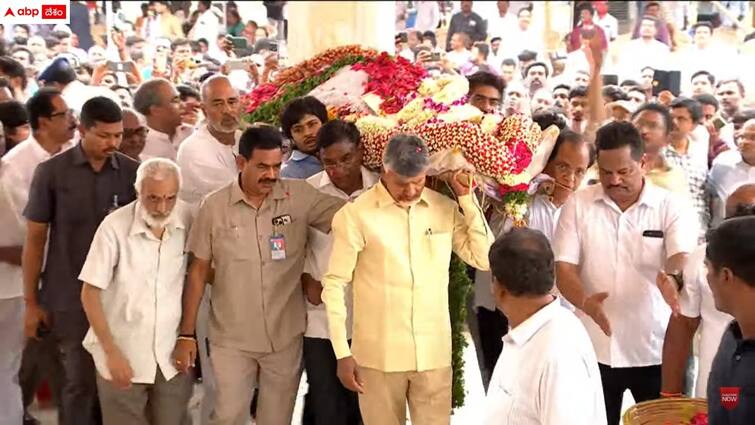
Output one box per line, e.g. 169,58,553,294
374,179,430,208
310,167,379,199
289,150,315,162
71,142,120,170
196,123,240,149
593,179,664,211
128,202,188,238
146,125,193,145
503,298,560,346
229,174,288,207
726,321,755,353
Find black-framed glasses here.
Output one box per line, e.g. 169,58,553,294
124,127,147,138
49,109,75,119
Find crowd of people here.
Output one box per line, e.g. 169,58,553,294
0,1,754,425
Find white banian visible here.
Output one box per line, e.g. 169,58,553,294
303,167,379,339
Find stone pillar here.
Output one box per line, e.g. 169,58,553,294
286,1,396,63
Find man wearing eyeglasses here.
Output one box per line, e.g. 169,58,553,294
0,87,76,425
301,119,377,424
118,109,148,161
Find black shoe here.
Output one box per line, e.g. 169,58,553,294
23,412,40,425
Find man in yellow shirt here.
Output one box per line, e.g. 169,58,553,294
322,134,493,424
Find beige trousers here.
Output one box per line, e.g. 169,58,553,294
96,368,193,425
358,366,452,425
209,338,303,425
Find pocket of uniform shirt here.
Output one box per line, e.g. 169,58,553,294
637,234,665,269
213,226,255,260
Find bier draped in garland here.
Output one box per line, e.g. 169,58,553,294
242,45,557,408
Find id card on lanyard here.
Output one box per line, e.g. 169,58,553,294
270,227,287,260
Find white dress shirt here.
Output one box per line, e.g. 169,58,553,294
678,243,733,397
528,194,560,243
553,182,698,367
79,201,192,384
446,49,473,69
0,136,74,218
413,1,440,32
141,125,194,161
708,150,755,226
176,124,240,207
594,13,618,41
190,9,220,42
488,13,518,41
303,167,379,339
0,175,23,299
485,299,607,425
618,38,671,80
0,137,73,299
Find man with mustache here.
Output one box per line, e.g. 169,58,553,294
553,121,698,425
631,103,689,196
665,97,710,240
118,109,148,161
80,158,193,424
301,120,377,424
708,119,755,227
715,79,745,122
0,88,76,424
23,97,138,425
174,127,344,425
524,62,549,98
322,134,492,424
280,96,328,179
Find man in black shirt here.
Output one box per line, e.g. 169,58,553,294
706,215,755,424
445,1,487,51
23,96,137,425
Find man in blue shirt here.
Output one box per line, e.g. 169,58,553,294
706,214,755,424
280,96,327,179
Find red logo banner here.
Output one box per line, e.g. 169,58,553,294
720,387,740,411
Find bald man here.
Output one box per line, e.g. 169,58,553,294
176,75,241,208
661,183,755,398
708,119,755,227
118,109,147,161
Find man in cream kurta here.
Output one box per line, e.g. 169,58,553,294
79,158,193,424
322,135,493,425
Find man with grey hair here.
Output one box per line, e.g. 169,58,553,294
133,78,193,161
79,157,194,424
322,134,493,424
118,108,148,161
177,75,241,208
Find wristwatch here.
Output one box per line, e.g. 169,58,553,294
667,272,684,291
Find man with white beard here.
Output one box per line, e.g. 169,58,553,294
79,158,194,424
